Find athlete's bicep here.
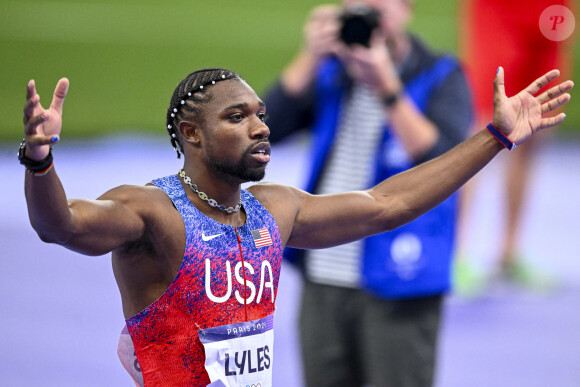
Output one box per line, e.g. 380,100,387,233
286,189,395,249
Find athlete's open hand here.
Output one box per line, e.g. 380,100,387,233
492,68,573,146
23,78,69,160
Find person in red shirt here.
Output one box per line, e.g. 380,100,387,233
456,0,576,292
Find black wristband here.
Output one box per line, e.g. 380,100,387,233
17,138,54,173
382,91,401,107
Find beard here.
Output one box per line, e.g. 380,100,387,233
206,143,267,183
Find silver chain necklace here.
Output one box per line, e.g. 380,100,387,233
178,169,242,214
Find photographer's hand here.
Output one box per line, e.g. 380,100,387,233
303,5,342,60
339,30,442,159
281,5,341,97
339,29,402,98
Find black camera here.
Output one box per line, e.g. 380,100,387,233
339,3,381,47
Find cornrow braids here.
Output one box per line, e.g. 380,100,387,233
166,68,243,158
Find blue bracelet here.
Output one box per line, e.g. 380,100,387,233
486,123,517,151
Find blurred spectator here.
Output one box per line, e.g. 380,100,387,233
264,0,472,385
455,0,576,294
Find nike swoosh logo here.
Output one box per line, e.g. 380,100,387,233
202,233,224,242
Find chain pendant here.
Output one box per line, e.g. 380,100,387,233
178,169,242,214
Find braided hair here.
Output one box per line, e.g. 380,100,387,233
166,68,243,158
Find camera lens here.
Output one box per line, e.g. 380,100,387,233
339,4,381,47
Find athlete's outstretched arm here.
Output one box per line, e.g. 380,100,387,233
22,79,147,256
281,68,573,249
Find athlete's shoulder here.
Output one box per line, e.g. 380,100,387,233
98,183,169,203
96,183,176,220
105,183,183,257
247,182,308,245
247,182,306,206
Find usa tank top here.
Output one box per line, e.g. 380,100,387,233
125,174,283,386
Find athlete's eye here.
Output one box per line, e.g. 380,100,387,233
258,113,268,123
229,113,245,123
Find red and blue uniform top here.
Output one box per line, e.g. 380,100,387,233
125,174,283,386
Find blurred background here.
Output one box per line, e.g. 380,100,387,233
1,0,579,386
2,0,579,140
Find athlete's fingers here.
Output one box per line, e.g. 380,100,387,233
50,78,69,114
26,79,37,101
24,113,48,135
536,80,574,104
23,94,41,123
524,69,560,96
540,93,572,115
539,112,567,131
26,134,60,147
493,66,506,105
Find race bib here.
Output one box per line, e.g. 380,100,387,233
198,315,274,387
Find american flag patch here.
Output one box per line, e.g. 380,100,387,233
251,228,273,248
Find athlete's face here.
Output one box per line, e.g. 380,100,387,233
198,79,271,183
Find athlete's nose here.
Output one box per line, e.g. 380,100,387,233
250,118,270,140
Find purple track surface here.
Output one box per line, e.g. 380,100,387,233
1,133,579,386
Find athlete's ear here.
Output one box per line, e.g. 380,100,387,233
178,120,202,146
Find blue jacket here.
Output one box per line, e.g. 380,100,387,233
299,55,463,298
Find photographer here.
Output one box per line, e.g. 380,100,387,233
263,1,472,386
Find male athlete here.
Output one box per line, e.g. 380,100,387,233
21,67,571,386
